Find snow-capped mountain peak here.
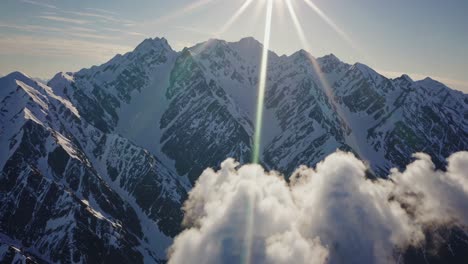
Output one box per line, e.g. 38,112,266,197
134,37,173,54
400,74,413,82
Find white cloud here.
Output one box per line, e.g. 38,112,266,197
169,151,468,264
0,23,63,33
0,35,133,60
63,11,135,25
390,152,468,226
101,27,145,37
68,26,97,33
0,22,143,39
169,158,329,264
20,0,57,9
38,15,89,25
85,7,120,16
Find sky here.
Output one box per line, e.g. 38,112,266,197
0,0,467,92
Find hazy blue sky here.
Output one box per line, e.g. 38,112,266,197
0,0,467,92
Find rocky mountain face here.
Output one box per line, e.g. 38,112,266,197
0,71,186,263
1,37,467,263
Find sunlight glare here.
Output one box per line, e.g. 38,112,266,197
217,0,256,36
302,0,356,50
146,0,215,26
286,0,367,162
245,2,273,264
285,0,332,98
252,0,273,164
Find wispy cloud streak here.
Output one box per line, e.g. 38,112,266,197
85,7,119,16
217,0,255,36
0,35,132,59
38,15,89,25
20,0,57,9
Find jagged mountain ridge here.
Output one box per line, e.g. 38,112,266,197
0,36,467,263
0,71,187,263
48,36,467,177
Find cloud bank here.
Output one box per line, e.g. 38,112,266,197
168,151,468,264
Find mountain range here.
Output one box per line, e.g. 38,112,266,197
0,36,467,263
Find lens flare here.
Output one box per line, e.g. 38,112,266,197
285,0,332,98
241,187,256,264
302,0,358,53
143,0,366,165
252,0,273,164
245,1,273,264
217,0,256,36
285,0,366,161
145,0,215,26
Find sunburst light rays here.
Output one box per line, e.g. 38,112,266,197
302,0,354,46
244,1,273,264
285,0,333,98
302,0,364,58
285,0,367,163
146,0,216,26
217,0,256,36
149,0,362,164
252,0,273,164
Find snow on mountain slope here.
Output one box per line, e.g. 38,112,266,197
332,63,468,174
0,241,45,264
46,36,467,179
189,37,277,118
160,47,253,182
261,50,351,174
49,38,254,184
261,49,467,175
0,72,187,263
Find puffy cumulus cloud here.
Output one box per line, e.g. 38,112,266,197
168,151,468,264
168,158,328,264
389,152,468,226
289,153,420,264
